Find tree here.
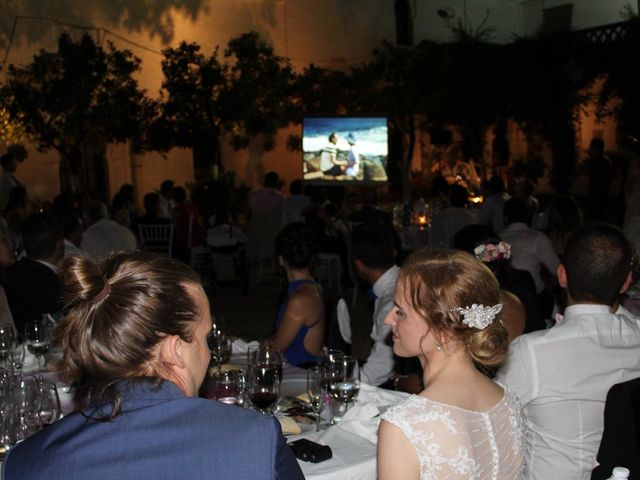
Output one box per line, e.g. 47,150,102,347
0,32,153,197
152,32,296,178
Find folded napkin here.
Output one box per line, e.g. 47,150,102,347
231,338,260,354
335,402,381,444
278,415,302,435
21,349,39,373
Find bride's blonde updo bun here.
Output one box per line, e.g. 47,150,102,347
399,248,508,375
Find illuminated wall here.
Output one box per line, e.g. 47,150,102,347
0,0,633,203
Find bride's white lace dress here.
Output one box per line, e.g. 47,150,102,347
381,386,526,479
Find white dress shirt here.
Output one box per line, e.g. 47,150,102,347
81,219,137,260
500,222,560,293
63,239,89,258
360,265,398,386
497,304,640,479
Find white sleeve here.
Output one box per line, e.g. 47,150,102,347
496,336,537,406
361,294,395,386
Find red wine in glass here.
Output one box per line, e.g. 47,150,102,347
250,391,278,410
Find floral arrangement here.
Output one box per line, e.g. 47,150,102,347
473,241,511,263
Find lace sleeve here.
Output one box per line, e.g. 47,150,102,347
380,393,525,480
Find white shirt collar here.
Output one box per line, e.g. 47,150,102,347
373,265,400,299
33,258,58,273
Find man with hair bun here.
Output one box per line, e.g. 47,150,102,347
2,251,304,480
498,222,640,479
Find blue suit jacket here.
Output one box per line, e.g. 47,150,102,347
2,380,304,480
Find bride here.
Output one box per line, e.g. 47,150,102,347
378,249,525,479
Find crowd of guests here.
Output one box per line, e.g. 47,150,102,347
2,140,640,479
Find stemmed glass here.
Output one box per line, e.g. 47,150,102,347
207,324,232,372
327,355,360,423
0,325,15,366
249,344,283,383
37,378,61,426
24,316,51,371
307,365,328,431
247,364,280,415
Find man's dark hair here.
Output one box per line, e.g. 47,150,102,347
264,171,280,189
22,213,63,259
450,184,469,208
351,223,395,270
0,153,13,169
503,197,531,225
143,192,160,214
160,180,174,196
589,138,605,155
60,211,83,238
289,179,303,196
563,222,633,305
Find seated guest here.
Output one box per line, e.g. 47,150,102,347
172,186,203,263
2,252,303,480
498,222,640,479
428,183,477,247
81,200,137,259
501,197,560,319
378,248,525,479
4,213,64,332
0,222,16,328
132,192,171,242
271,222,325,366
351,223,398,387
591,377,640,479
60,210,88,258
453,224,545,335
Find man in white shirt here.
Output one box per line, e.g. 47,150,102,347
498,222,640,479
350,223,397,387
320,133,346,177
428,184,477,248
81,200,137,260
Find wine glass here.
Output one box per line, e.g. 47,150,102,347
327,355,360,423
0,325,15,366
249,344,283,382
37,378,61,426
307,365,328,431
24,316,51,371
207,327,232,371
247,364,280,415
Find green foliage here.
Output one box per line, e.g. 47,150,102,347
1,32,153,172
152,31,296,168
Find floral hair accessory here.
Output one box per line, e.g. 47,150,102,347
451,303,502,329
473,242,511,263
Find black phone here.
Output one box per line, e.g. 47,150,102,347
288,439,333,463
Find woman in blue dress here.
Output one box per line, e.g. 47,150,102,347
270,222,325,366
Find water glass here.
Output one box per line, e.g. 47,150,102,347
211,370,242,406
207,326,232,370
307,365,330,431
24,316,51,371
327,355,360,422
38,379,61,425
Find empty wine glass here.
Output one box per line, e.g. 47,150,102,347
307,365,328,431
327,355,360,423
0,325,15,365
247,364,280,415
207,327,232,371
37,378,61,426
24,316,51,371
249,344,283,382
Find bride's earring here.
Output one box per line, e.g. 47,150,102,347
435,339,442,351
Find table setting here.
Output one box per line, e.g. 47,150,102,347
201,338,410,479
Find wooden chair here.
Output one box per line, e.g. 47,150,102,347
138,224,174,256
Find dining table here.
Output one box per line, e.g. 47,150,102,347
12,347,410,480
227,348,410,480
